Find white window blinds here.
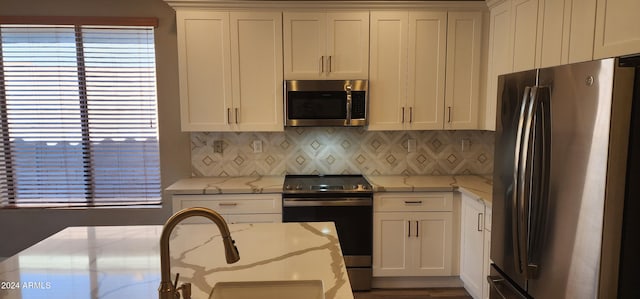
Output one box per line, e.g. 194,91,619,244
0,24,161,207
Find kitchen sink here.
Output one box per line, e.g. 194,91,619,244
209,280,324,299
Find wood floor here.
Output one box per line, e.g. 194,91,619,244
353,288,472,299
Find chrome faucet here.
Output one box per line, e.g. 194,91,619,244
158,207,240,299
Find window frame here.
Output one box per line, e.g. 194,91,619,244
0,16,161,208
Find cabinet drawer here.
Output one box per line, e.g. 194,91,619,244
225,213,282,224
374,192,453,212
172,194,282,215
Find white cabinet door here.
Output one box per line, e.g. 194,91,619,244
407,11,448,130
368,10,448,131
177,11,283,132
374,211,453,277
283,11,369,80
485,0,513,131
373,192,454,277
444,11,482,130
414,212,453,276
283,12,326,79
177,10,233,131
510,0,541,72
230,12,284,131
373,212,412,276
566,0,596,63
460,194,486,299
594,0,640,59
326,12,370,79
368,11,408,131
537,0,569,68
482,206,492,299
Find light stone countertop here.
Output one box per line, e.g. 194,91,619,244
365,175,493,206
165,175,285,195
164,174,493,205
0,222,353,299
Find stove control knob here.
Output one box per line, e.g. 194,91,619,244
295,184,303,190
284,185,292,191
353,184,368,190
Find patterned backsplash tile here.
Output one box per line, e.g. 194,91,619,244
191,128,494,176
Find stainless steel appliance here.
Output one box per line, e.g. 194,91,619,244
284,80,368,127
489,56,640,298
282,174,373,291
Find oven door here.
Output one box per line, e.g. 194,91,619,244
282,197,373,290
282,197,372,257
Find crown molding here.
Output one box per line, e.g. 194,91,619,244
164,0,488,10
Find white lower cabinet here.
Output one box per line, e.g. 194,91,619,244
172,194,282,224
460,193,492,299
373,192,454,277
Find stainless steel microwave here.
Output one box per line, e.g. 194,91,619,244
284,80,368,127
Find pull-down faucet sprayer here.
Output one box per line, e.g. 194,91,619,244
158,207,240,299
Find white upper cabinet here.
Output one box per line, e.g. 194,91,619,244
283,11,369,80
409,11,448,130
444,11,482,130
176,10,283,132
369,10,479,131
594,0,640,59
510,0,540,72
484,0,597,130
177,11,232,131
368,11,447,131
485,0,512,131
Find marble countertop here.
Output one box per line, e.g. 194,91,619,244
0,222,353,299
166,176,285,195
366,175,493,205
165,174,493,205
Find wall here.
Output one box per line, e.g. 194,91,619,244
0,0,190,257
192,128,494,176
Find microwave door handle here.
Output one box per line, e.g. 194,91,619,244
513,86,531,275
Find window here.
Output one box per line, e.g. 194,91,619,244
0,21,161,207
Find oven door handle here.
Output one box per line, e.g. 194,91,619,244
283,198,372,207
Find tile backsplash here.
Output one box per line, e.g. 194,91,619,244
191,128,494,176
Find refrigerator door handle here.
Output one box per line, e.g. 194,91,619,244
512,86,532,275
523,85,551,279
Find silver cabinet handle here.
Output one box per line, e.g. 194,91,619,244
401,107,405,123
407,220,411,237
404,200,422,205
235,108,239,124
227,108,231,124
415,220,419,237
477,213,484,231
218,202,238,207
328,55,332,73
320,56,324,73
447,106,452,123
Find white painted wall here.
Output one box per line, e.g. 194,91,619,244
0,0,191,257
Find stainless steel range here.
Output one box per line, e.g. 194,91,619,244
282,175,373,291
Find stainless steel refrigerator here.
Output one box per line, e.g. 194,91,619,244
489,57,640,299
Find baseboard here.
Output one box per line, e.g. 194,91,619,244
372,276,464,289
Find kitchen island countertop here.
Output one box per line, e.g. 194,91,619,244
0,222,353,299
